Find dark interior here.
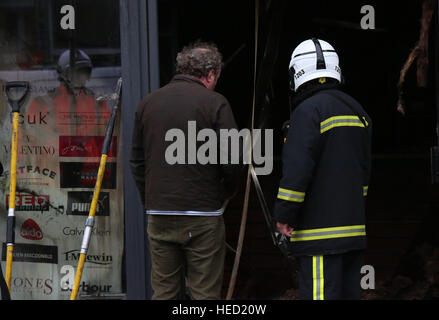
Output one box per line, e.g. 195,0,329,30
157,0,439,299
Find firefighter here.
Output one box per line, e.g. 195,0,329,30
273,38,372,300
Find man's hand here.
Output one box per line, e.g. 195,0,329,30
276,222,293,238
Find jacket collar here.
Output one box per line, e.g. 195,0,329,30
171,74,207,88
290,82,341,109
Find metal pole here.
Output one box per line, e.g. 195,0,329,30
431,1,439,184
69,0,76,87
119,0,159,300
436,0,439,146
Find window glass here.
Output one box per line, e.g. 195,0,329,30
0,0,124,300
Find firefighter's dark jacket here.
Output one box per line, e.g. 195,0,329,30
130,74,240,213
273,87,372,256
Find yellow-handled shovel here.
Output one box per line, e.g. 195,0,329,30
70,78,122,300
4,81,30,294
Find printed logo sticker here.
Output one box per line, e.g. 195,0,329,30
66,191,110,216
6,193,50,212
20,219,44,240
59,162,117,189
59,136,117,158
1,243,58,264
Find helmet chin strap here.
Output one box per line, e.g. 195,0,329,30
288,66,295,91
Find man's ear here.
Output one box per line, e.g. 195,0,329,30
207,69,216,82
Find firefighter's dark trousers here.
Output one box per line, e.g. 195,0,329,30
147,214,226,300
298,250,364,300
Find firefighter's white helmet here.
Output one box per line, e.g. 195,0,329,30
289,38,341,91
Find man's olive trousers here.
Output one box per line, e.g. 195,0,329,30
147,214,226,300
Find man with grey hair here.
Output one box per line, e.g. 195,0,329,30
130,41,240,300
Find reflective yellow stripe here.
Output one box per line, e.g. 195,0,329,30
312,256,324,300
292,225,365,235
278,188,305,196
320,256,324,300
363,186,368,196
277,194,305,203
292,232,366,242
277,187,305,203
321,122,365,133
320,115,365,134
362,117,369,127
290,225,366,242
320,115,359,126
313,257,317,300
